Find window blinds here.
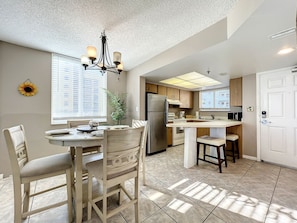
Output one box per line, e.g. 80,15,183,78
51,54,107,124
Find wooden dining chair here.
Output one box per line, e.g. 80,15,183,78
2,125,73,223
132,119,148,185
86,127,144,223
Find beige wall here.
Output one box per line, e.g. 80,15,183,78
242,74,257,157
0,42,126,176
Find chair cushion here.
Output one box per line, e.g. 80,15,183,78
20,153,72,178
197,135,225,147
226,134,239,141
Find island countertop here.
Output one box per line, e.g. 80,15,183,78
166,120,242,128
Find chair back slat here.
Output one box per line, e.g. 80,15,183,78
103,127,144,181
3,125,28,174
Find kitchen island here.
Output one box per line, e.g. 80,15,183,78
166,120,242,168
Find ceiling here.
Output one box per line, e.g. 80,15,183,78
1,0,296,90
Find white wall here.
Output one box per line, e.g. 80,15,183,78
0,42,127,176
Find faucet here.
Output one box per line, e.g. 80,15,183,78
211,114,215,120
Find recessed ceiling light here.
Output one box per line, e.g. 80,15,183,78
160,71,221,89
278,47,295,55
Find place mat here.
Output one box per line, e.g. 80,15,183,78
45,129,71,136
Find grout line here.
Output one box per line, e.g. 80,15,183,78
263,166,282,222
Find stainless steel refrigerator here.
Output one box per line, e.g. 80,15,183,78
146,93,168,155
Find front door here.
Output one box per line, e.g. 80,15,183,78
258,67,297,168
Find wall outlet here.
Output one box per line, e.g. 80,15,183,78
247,106,254,112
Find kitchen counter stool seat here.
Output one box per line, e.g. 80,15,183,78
226,133,239,163
197,135,227,173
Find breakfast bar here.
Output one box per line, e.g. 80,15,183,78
166,120,242,168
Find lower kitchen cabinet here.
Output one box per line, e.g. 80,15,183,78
167,127,172,146
197,128,210,137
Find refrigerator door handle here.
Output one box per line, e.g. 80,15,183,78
165,99,168,124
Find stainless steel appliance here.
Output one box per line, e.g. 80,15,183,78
146,93,168,154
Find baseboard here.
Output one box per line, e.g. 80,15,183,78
242,155,257,160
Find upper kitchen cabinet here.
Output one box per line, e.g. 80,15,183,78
179,90,193,108
230,77,242,106
158,85,167,96
167,87,180,100
146,83,158,93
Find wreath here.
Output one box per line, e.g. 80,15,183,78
18,79,38,97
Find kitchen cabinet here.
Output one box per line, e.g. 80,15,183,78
179,90,193,108
197,128,210,137
167,127,172,146
167,87,179,100
146,83,158,93
230,77,242,106
158,85,167,96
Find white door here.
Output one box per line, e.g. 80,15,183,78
258,67,297,168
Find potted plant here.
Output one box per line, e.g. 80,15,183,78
105,89,127,125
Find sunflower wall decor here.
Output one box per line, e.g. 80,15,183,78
18,79,38,96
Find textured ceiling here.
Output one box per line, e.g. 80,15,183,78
0,0,238,70
0,0,296,90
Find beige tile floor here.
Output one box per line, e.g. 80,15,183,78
1,145,297,223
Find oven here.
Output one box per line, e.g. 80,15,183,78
172,119,186,146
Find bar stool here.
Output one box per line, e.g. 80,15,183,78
197,135,227,173
226,133,239,163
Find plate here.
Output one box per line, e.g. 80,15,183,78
77,126,97,133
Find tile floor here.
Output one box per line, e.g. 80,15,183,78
1,145,297,223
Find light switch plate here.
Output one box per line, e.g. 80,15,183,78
247,106,254,112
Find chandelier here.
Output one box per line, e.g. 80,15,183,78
81,30,123,75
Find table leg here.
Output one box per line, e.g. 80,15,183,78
184,128,197,168
75,146,83,223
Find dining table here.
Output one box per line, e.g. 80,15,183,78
45,125,128,222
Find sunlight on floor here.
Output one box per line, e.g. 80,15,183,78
180,181,228,206
167,198,193,214
218,191,268,222
266,203,297,223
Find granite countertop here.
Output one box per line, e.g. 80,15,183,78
166,119,242,128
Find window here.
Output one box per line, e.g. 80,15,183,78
199,88,230,110
51,54,107,124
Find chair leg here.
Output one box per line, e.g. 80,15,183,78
223,144,227,167
142,152,146,185
66,169,73,223
14,178,22,223
102,190,108,223
23,182,30,216
236,139,240,159
216,146,222,173
197,142,200,165
87,173,93,221
232,141,235,163
135,177,140,223
203,144,206,161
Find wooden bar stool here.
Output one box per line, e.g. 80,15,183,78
197,135,227,173
226,133,239,163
